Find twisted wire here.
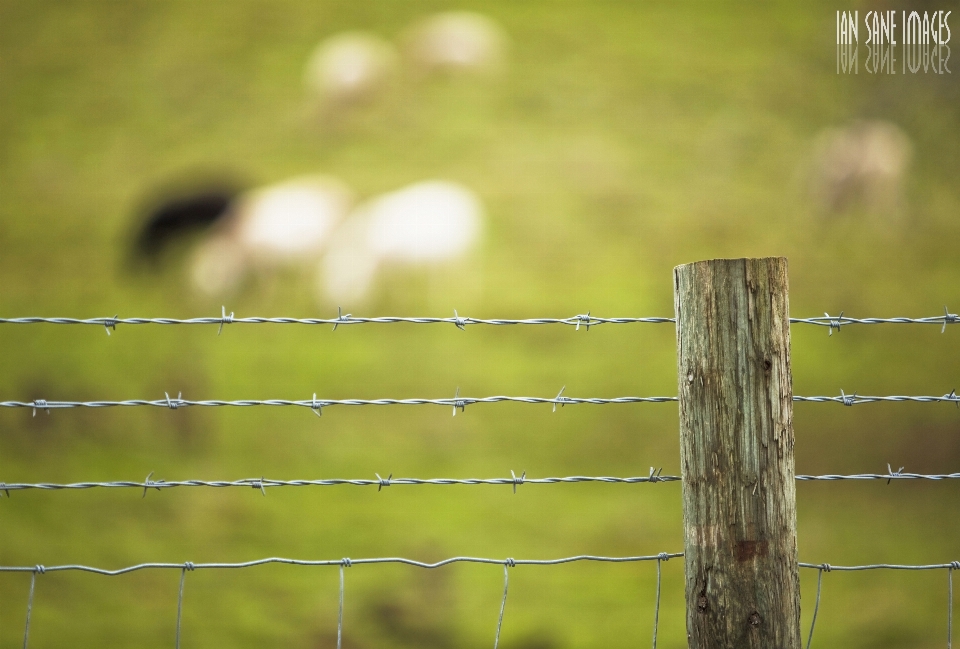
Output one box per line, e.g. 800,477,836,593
1,310,956,330
4,470,960,495
3,392,959,413
0,313,673,328
0,395,678,411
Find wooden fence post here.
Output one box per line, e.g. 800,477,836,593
673,257,801,648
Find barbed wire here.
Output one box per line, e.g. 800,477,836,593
5,391,959,415
4,467,960,496
0,306,955,333
0,471,679,495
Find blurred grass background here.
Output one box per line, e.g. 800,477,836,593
1,0,958,647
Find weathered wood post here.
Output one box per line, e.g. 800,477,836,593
673,257,800,649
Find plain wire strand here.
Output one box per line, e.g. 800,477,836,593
652,554,664,649
22,570,36,649
176,566,187,649
950,564,956,649
0,554,681,576
805,566,827,649
337,561,347,649
4,393,960,413
10,555,960,576
494,563,511,649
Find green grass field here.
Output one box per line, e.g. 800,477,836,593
1,1,958,647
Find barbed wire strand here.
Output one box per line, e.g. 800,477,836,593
494,561,512,649
805,564,829,649
22,568,38,649
3,392,960,415
5,469,960,497
1,308,956,332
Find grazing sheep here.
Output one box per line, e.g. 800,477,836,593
320,180,483,303
304,32,397,105
809,121,913,215
183,175,352,297
232,175,353,265
405,12,506,75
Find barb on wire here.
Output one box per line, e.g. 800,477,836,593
218,306,233,336
5,392,958,413
553,386,570,412
332,307,350,331
452,388,466,416
142,472,160,498
494,559,514,649
8,469,960,494
31,400,48,418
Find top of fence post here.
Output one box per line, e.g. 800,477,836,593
674,257,801,648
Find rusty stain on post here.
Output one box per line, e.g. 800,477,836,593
674,257,801,648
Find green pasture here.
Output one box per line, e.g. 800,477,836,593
1,1,958,647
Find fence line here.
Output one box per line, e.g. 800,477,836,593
11,553,680,649
801,561,960,648
0,307,956,333
6,391,960,415
4,469,960,496
9,555,957,649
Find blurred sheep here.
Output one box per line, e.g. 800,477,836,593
405,12,506,75
232,175,352,265
304,32,397,105
321,180,483,304
809,121,912,214
187,175,352,297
